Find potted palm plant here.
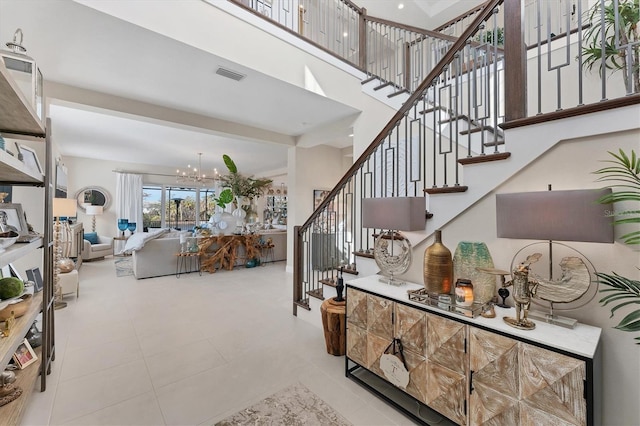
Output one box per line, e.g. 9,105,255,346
218,155,272,227
582,0,640,94
594,149,640,344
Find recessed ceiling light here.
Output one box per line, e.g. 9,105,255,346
398,3,404,9
343,32,348,37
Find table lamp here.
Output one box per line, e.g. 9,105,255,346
362,197,426,286
53,198,77,310
496,187,614,328
85,205,103,232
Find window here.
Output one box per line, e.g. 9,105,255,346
143,185,218,231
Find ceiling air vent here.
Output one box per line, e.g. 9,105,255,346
216,67,246,81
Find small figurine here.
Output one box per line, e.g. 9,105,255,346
503,254,540,330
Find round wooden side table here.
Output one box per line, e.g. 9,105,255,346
320,297,346,356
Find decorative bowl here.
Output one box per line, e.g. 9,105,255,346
0,293,32,321
0,234,18,250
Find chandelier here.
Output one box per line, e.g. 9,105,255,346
176,153,217,185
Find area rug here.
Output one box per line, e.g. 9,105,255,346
215,383,352,426
114,257,133,277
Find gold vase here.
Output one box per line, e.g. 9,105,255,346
423,229,453,295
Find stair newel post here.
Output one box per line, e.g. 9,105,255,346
293,225,303,315
359,8,367,70
504,0,527,121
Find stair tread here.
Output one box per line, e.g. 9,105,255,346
307,288,324,300
439,114,470,124
460,125,503,135
425,185,469,194
388,89,409,98
458,152,511,165
361,76,377,85
374,81,394,91
354,251,375,259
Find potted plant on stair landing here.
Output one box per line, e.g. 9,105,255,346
581,0,640,94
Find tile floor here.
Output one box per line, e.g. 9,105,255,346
21,258,418,425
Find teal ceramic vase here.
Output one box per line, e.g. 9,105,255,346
453,242,495,304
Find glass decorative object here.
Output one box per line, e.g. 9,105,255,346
453,241,495,304
373,231,412,286
127,222,137,234
423,229,453,295
117,219,128,237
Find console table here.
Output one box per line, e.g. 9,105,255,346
345,276,601,426
198,234,261,272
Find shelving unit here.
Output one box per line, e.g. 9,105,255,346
0,59,53,424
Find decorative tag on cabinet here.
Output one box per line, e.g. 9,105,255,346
380,338,410,389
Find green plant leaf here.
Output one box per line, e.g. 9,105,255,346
615,310,640,332
223,154,237,174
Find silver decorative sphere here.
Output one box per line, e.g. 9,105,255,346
58,258,75,273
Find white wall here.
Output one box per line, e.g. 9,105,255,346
403,129,639,424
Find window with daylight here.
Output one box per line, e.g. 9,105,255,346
143,185,218,231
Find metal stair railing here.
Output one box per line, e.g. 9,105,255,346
293,0,505,314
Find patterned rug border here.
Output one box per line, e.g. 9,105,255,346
215,382,352,426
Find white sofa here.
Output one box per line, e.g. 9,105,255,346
82,235,114,261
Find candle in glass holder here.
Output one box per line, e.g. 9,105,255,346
455,279,474,306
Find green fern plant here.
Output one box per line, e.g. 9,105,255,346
594,149,640,344
597,273,640,344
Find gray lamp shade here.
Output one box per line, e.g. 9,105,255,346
362,197,426,231
496,189,614,243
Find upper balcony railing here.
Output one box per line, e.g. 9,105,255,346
228,0,639,120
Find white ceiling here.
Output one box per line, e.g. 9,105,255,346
0,0,483,176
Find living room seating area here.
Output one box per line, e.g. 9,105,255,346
81,232,114,261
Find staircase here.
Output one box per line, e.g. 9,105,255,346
226,0,640,319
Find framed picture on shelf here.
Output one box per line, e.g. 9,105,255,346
15,142,43,176
25,267,43,292
13,338,38,369
0,203,29,237
1,263,23,281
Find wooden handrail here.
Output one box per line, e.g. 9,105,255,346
500,94,640,129
432,0,489,33
298,0,504,235
364,15,459,44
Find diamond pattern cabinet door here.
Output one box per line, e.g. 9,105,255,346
367,330,393,375
519,343,587,426
395,303,426,357
367,294,394,340
346,323,368,367
403,349,428,403
425,313,467,425
346,287,368,329
427,313,467,374
469,328,520,426
394,303,428,403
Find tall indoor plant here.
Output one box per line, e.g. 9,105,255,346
218,154,272,200
594,149,640,344
582,0,640,94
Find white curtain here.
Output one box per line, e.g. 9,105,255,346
115,172,144,233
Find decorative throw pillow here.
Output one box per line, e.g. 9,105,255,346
84,232,99,245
